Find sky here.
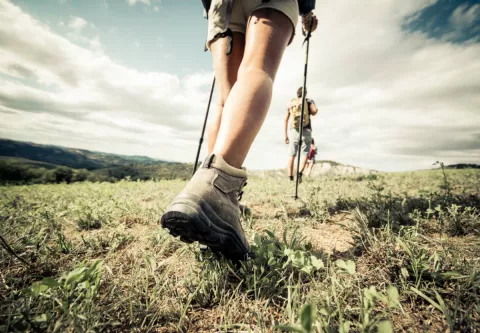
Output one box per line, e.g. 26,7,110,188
0,0,479,172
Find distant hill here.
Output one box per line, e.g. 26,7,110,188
0,156,58,170
251,160,378,178
0,138,195,184
0,138,166,170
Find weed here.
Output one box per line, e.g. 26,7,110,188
1,169,479,331
434,161,451,197
5,260,104,332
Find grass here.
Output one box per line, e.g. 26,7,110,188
0,168,479,332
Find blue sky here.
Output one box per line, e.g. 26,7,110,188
0,0,479,171
13,0,211,73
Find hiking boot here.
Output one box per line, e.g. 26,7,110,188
160,154,250,260
298,172,303,183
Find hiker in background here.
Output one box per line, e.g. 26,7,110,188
305,138,317,177
161,0,318,260
285,87,318,183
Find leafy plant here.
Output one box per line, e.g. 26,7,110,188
56,231,73,254
9,260,104,332
434,161,451,197
276,303,316,333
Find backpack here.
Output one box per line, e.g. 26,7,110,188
289,97,310,129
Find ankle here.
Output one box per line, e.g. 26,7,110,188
208,154,246,178
211,151,244,169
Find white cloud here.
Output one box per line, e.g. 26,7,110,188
0,0,479,171
244,0,480,171
126,0,161,11
89,36,103,53
450,3,480,30
0,0,210,163
68,16,87,31
127,0,150,6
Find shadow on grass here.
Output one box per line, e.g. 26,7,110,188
328,191,480,236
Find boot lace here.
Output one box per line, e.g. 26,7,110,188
238,181,247,201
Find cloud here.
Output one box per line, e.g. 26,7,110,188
245,0,480,171
126,0,161,11
0,0,210,162
450,3,480,30
68,16,87,31
402,0,480,43
127,0,150,6
0,0,479,171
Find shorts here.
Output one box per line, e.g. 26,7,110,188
207,0,299,50
289,128,312,157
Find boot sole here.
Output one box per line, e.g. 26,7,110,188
160,195,249,261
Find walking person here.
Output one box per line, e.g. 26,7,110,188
161,0,318,260
285,86,318,182
305,138,317,177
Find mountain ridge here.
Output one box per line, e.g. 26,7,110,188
0,138,168,170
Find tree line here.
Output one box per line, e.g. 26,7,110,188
0,160,190,185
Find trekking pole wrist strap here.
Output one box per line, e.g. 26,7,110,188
204,28,234,55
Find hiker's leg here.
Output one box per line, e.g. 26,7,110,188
299,130,312,173
288,155,295,177
300,156,308,173
208,33,245,153
288,131,299,177
305,161,313,176
212,9,293,168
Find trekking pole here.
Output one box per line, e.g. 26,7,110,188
294,21,313,200
192,76,216,176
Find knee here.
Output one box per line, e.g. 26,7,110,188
238,65,274,85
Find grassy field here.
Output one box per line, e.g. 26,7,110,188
1,168,479,332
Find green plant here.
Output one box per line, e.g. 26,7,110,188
239,229,324,298
56,231,73,254
277,303,316,333
434,161,451,197
8,260,104,332
358,286,399,333
1,168,479,331
410,287,454,330
301,186,329,221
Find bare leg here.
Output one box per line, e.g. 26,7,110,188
208,33,245,153
299,155,308,173
305,162,313,176
288,155,295,177
212,9,293,168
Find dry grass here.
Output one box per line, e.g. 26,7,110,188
0,169,479,332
